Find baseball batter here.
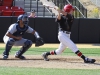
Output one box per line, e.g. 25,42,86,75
3,14,43,59
42,4,96,63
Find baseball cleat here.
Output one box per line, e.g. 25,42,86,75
15,55,26,59
84,58,96,63
15,52,26,59
3,55,8,60
42,52,49,61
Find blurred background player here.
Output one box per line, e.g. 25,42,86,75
42,4,96,63
3,14,42,59
28,10,36,18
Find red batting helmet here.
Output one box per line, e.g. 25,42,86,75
64,4,74,13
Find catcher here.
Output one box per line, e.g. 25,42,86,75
3,14,44,60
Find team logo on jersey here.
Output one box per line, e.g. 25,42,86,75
20,32,23,34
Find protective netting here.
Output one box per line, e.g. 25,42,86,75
90,0,100,7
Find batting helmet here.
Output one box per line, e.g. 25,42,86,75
17,14,29,26
64,4,74,13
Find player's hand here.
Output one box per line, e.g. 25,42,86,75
15,36,22,40
54,6,60,13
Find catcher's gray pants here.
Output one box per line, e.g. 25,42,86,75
3,36,29,46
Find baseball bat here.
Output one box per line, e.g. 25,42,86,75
43,3,56,9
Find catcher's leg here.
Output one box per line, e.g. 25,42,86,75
15,39,32,59
3,38,15,59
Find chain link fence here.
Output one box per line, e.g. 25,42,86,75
90,0,100,7
90,0,100,18
47,0,87,18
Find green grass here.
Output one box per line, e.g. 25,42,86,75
0,47,100,75
0,47,100,56
0,67,100,75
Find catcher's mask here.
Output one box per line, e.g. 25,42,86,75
17,14,29,26
64,4,75,13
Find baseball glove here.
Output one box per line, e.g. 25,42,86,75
35,37,44,47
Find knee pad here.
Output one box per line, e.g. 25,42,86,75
24,40,32,47
7,38,15,46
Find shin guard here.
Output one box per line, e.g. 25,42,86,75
3,38,15,55
16,40,32,57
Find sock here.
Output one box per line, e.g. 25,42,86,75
46,52,51,55
75,50,86,60
46,50,56,55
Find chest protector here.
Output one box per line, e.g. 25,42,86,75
13,23,28,36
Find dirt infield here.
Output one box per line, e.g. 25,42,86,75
0,55,100,69
0,43,100,69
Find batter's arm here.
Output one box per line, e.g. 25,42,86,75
57,11,62,20
54,6,62,20
54,6,67,21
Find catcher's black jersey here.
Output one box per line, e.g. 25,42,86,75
56,14,74,32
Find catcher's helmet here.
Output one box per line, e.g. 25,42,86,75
17,14,29,26
64,4,74,13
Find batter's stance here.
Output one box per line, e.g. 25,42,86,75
42,4,96,63
3,14,44,59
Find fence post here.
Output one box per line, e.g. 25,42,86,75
37,0,38,17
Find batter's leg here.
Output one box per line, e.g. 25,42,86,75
60,35,96,63
42,42,67,61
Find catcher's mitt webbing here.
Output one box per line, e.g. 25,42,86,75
35,37,44,47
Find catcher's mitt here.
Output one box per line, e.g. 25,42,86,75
35,37,44,47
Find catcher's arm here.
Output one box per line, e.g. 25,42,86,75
31,30,39,38
32,31,44,47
